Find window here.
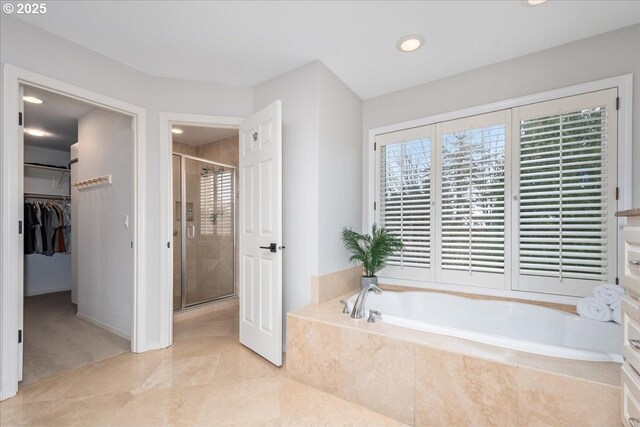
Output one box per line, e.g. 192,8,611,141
200,169,216,235
513,89,618,296
436,110,510,289
375,126,434,281
374,89,618,297
200,167,235,236
216,169,234,236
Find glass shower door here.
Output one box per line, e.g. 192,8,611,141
172,155,182,311
183,157,235,307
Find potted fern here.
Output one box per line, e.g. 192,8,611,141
341,224,404,289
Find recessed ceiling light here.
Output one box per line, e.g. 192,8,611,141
396,34,425,53
527,0,548,5
24,128,46,137
172,128,183,134
23,96,43,104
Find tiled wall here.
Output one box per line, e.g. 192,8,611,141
311,265,362,304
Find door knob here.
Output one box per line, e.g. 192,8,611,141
259,243,277,253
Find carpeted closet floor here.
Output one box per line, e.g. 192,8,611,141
22,291,130,385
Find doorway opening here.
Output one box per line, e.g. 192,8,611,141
2,64,148,401
160,102,282,367
20,84,134,385
171,124,239,312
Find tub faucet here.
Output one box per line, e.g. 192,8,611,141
350,283,382,319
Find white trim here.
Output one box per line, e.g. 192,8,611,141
1,63,148,400
76,312,131,341
158,112,243,349
365,74,633,302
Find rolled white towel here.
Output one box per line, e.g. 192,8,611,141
612,305,622,325
593,284,625,306
577,297,612,322
610,298,622,311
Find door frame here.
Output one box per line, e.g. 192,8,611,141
158,112,243,347
0,63,148,400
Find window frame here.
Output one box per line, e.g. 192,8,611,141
434,109,512,290
375,125,436,282
366,75,633,304
511,89,619,297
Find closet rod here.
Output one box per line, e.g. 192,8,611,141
24,192,70,200
24,163,71,173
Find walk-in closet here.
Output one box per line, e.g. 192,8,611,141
21,85,134,385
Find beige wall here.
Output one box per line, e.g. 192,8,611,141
172,136,239,166
172,141,197,156
362,24,640,217
196,135,239,167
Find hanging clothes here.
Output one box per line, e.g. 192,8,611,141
63,202,72,254
24,203,34,255
23,198,71,256
33,203,43,254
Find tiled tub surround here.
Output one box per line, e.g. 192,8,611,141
287,294,621,427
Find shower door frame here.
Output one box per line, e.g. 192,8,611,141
173,152,238,311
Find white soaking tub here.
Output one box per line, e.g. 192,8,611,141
347,290,622,362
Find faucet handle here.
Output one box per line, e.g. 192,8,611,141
339,300,350,314
367,310,382,323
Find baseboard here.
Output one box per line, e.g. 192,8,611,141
76,312,131,341
24,287,71,297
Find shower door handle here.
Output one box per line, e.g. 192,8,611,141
187,225,196,239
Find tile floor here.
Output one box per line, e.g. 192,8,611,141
22,291,130,385
2,299,406,426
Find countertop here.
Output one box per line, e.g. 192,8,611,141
616,208,640,217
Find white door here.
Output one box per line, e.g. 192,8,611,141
18,85,24,382
238,101,283,366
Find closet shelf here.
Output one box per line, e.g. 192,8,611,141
24,163,70,187
24,163,70,173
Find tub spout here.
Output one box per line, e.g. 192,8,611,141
350,283,382,319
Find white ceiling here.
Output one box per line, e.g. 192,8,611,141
173,126,238,146
22,86,96,151
15,1,640,99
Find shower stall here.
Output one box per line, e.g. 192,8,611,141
173,153,236,311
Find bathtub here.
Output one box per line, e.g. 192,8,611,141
347,290,622,362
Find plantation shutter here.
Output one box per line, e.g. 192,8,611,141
436,110,511,288
513,89,617,296
375,126,435,281
200,167,235,236
200,170,216,235
216,169,234,236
